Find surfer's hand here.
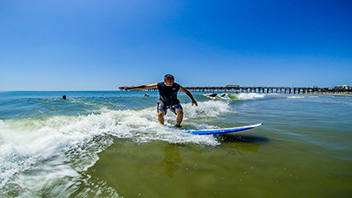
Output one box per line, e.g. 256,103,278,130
192,100,198,106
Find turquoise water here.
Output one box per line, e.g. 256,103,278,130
0,91,351,197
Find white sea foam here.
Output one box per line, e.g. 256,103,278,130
183,100,233,119
237,93,265,100
287,96,306,99
0,114,120,196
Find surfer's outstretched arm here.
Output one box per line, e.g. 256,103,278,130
180,85,198,106
121,83,158,90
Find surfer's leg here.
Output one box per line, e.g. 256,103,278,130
158,112,165,124
175,109,183,126
157,100,167,124
171,102,183,126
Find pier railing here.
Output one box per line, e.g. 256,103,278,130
119,86,351,94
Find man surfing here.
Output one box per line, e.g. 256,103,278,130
121,74,198,128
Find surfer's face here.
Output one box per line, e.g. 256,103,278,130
164,79,174,87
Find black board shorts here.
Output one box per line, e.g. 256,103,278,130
157,100,183,115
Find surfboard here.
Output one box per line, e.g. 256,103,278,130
184,123,263,135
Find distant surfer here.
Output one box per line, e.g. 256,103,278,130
121,74,198,128
143,94,150,97
61,95,66,100
209,92,217,97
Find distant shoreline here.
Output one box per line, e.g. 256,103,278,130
314,92,352,97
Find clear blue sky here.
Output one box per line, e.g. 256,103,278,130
1,0,351,91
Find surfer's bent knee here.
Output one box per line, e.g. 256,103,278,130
176,109,183,116
158,112,165,116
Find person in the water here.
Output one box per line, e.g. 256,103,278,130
121,74,198,128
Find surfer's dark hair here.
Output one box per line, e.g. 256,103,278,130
164,74,174,81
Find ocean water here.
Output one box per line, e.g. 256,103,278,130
0,91,351,198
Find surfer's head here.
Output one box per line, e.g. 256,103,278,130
164,74,174,86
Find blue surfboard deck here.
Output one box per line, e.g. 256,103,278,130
184,123,263,135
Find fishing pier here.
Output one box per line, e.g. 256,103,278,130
119,86,345,94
